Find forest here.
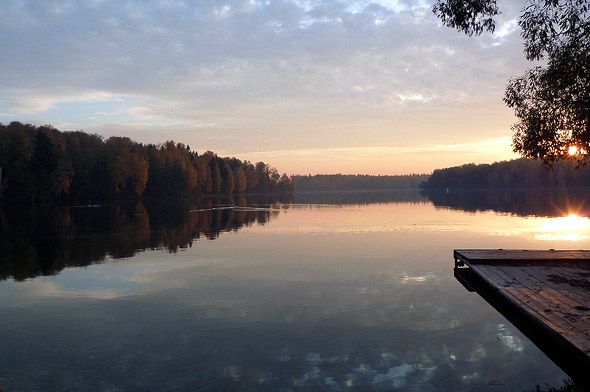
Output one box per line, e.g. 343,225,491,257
421,159,590,190
0,122,293,202
293,174,428,192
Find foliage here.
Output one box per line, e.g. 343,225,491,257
0,122,293,202
293,174,428,192
433,0,590,162
433,0,499,36
420,158,590,190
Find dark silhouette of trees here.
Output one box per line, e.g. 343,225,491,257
420,158,590,190
32,126,73,200
292,174,428,192
433,0,499,36
244,162,258,193
0,122,293,203
433,0,590,163
220,159,235,194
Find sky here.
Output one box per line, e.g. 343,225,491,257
0,0,528,175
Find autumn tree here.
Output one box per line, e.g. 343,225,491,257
230,159,248,193
0,123,292,202
105,137,148,197
196,155,213,193
220,159,235,194
210,158,222,194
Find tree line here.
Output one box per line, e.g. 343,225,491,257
0,122,293,202
421,159,590,190
292,174,429,192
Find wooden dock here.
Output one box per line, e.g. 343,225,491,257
454,249,590,387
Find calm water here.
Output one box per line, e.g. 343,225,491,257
1,191,588,391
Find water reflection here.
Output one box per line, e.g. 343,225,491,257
535,214,590,241
294,189,427,205
422,188,590,217
0,192,579,391
0,195,291,281
5,189,590,282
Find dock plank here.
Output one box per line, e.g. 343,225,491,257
455,249,590,264
476,265,577,338
454,249,590,386
503,265,590,314
483,265,590,347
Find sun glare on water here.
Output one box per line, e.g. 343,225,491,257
535,213,590,241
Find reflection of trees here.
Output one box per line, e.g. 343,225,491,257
294,190,426,205
422,189,590,218
0,195,291,281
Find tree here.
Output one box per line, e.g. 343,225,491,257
244,162,258,192
434,0,590,163
0,123,292,202
231,162,247,193
278,173,294,193
32,127,73,200
210,159,222,194
220,159,235,194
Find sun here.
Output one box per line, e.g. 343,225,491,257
568,145,579,156
566,145,587,156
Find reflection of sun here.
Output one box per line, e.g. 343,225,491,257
536,213,590,241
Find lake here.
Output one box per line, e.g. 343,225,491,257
1,190,587,391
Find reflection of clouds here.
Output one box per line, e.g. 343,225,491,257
497,335,524,352
0,202,573,390
1,255,224,304
400,273,436,284
292,361,437,389
120,257,221,286
273,347,442,390
467,344,487,362
4,280,127,301
496,324,524,352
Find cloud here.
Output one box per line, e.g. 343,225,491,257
397,93,434,103
240,135,513,157
0,0,528,171
0,89,121,114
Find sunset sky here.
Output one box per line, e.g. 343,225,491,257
0,0,527,174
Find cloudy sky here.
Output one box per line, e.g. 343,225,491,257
0,0,528,174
